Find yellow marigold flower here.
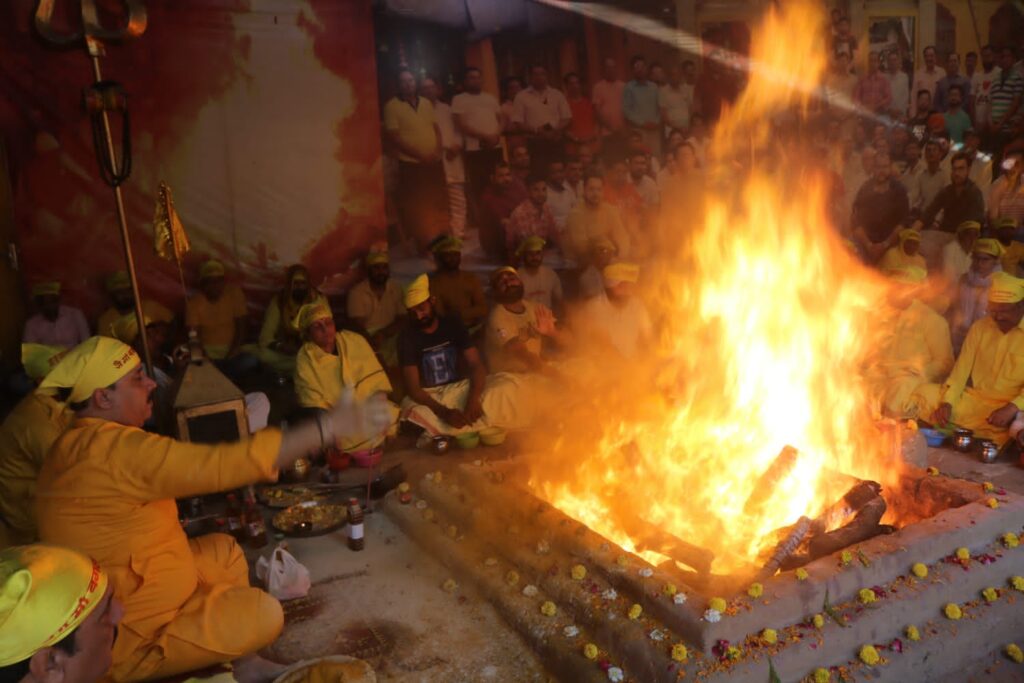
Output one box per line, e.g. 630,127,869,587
911,563,928,578
663,583,677,596
762,628,777,644
795,568,809,581
982,587,999,603
859,644,881,666
709,597,727,612
442,578,458,593
725,646,741,661
1003,533,1020,548
747,582,764,598
1011,576,1024,591
671,643,688,662
583,643,599,660
906,625,920,641
944,603,963,620
858,588,877,604
814,668,831,683
955,547,970,561
906,419,918,431
505,570,519,586
840,550,852,566
927,467,939,476
628,604,643,620
540,601,557,617
1007,644,1024,664
812,614,825,629
571,564,587,581
398,482,411,493
983,481,995,492
988,497,1000,509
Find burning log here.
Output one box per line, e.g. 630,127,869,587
617,511,715,575
743,445,799,519
757,515,811,580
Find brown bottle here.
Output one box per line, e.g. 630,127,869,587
244,499,268,548
225,493,245,542
347,498,364,551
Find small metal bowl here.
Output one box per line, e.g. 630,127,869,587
953,429,973,452
432,437,451,455
978,439,999,463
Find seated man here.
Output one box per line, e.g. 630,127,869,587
573,263,652,360
399,275,531,437
95,271,173,339
0,345,72,547
565,173,631,264
294,302,399,452
866,267,953,419
186,260,258,379
23,282,89,349
484,267,569,374
112,313,270,434
427,237,488,333
34,336,390,681
950,238,1003,352
0,544,122,682
346,248,405,368
932,272,1024,445
505,174,558,258
941,220,980,287
995,217,1024,278
516,236,564,312
578,236,618,299
478,161,527,260
258,264,324,375
879,229,926,273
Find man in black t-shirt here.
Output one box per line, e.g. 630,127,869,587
399,273,526,436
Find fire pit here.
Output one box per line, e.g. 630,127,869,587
382,459,1024,682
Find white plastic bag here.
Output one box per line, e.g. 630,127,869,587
256,543,311,600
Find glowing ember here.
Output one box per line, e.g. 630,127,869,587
527,0,902,574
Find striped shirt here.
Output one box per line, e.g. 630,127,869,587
990,70,1024,130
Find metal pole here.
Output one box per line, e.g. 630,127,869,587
86,37,154,376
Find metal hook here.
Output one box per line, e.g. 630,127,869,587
35,0,147,48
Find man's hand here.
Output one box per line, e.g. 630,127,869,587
931,402,953,426
463,398,485,424
436,405,468,428
534,305,558,337
326,388,393,441
988,403,1019,429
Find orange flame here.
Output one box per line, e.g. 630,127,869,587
527,1,903,575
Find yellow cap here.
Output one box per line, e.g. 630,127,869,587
957,220,981,234
888,266,927,284
110,313,153,344
994,217,1018,231
515,236,546,256
199,259,226,280
38,337,140,404
603,262,640,285
898,229,921,246
431,236,463,254
31,282,60,298
20,344,69,381
294,302,333,332
974,238,1005,258
490,266,518,285
366,251,389,266
989,271,1024,304
0,544,109,667
404,274,431,309
105,271,131,292
289,271,309,287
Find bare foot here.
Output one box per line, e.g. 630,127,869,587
233,655,288,683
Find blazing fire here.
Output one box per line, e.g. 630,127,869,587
528,1,905,575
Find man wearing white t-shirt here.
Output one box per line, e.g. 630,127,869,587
971,45,1001,130
452,67,503,209
910,46,946,116
883,50,910,119
511,64,571,173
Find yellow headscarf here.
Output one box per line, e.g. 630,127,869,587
31,282,60,298
603,262,640,285
404,274,431,309
431,236,463,254
38,337,140,404
490,266,518,285
105,271,131,292
988,271,1024,304
294,302,333,332
515,236,546,257
366,251,389,266
0,544,109,667
897,229,921,247
888,265,927,285
994,217,1018,231
974,238,1006,258
956,220,981,234
21,344,69,381
111,312,153,344
199,259,226,280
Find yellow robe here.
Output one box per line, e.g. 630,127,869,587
878,246,927,273
97,300,174,339
1000,241,1024,277
294,331,398,450
400,372,538,436
868,300,953,418
0,391,71,546
940,316,1024,444
35,419,285,682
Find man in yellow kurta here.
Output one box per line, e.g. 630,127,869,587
996,217,1024,277
0,345,72,548
932,272,1024,444
96,271,173,340
867,267,953,419
878,229,927,273
258,264,325,375
33,336,390,682
294,302,398,452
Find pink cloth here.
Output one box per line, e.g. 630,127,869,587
23,305,90,348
